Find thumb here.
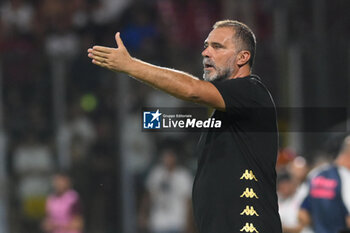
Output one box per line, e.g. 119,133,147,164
115,32,125,48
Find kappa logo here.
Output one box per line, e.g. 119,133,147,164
240,206,259,216
240,170,258,181
240,223,259,233
240,188,259,199
143,109,162,129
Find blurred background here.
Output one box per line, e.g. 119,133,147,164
0,0,349,233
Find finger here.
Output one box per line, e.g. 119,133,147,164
91,54,107,63
115,32,125,48
91,50,109,59
88,53,103,61
87,48,93,53
92,46,112,53
92,59,107,68
88,51,107,63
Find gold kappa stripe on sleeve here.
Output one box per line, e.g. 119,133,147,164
240,188,259,199
240,205,259,216
240,170,258,181
240,223,259,233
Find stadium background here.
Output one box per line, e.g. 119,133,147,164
0,0,349,232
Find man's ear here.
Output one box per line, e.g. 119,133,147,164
236,50,251,67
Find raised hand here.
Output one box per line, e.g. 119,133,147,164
87,32,133,73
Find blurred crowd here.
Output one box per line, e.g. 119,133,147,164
0,0,349,233
0,0,221,232
276,134,350,233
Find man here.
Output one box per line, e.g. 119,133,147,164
139,148,193,233
299,136,350,233
277,170,313,233
41,172,84,233
277,171,299,232
88,20,282,233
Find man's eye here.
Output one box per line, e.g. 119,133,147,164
204,44,208,49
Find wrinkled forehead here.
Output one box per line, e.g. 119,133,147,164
204,27,236,46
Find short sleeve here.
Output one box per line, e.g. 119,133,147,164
145,166,161,193
211,77,258,117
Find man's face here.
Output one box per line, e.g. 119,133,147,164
162,150,177,171
53,175,71,195
277,179,297,198
202,27,239,81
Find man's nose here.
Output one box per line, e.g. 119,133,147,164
202,47,210,57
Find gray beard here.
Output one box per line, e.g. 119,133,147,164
203,67,233,82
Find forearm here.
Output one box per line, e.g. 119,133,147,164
88,34,225,109
282,225,303,233
68,216,84,230
298,209,311,227
138,192,150,229
126,58,201,102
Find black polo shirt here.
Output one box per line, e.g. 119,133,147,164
192,75,282,233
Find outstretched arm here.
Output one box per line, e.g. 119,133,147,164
87,33,225,111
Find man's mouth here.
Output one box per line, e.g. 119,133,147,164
203,61,215,70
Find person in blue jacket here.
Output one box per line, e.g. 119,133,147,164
299,136,350,233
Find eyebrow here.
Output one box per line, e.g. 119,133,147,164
204,41,225,48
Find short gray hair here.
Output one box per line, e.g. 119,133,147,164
213,20,256,67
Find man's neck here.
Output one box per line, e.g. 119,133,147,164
55,189,70,197
231,65,251,79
